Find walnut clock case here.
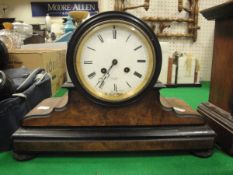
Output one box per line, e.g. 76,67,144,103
12,12,215,161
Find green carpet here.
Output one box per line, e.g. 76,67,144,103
0,82,232,175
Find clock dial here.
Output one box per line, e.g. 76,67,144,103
74,20,156,103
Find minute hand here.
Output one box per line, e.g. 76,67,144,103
97,59,118,88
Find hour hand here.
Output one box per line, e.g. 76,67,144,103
96,59,118,88
96,77,105,88
96,78,103,87
99,81,105,89
96,72,109,88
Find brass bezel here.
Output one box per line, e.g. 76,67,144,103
74,20,156,103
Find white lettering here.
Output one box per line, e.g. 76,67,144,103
67,4,71,11
60,5,66,11
48,4,56,11
73,4,79,11
47,3,97,12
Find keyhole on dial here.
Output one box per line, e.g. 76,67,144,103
101,68,107,74
112,59,118,65
124,67,130,73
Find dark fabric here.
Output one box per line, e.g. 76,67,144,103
0,68,51,151
0,71,15,101
0,40,9,70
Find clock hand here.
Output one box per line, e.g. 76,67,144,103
97,59,118,88
105,59,118,76
96,73,109,86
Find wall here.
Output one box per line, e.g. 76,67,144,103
1,0,229,81
99,0,228,81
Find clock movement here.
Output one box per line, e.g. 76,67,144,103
12,12,215,160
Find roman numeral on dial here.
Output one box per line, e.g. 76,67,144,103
134,45,142,51
126,34,131,42
84,61,93,64
113,25,117,39
134,71,142,78
88,72,96,79
97,34,104,43
126,81,131,88
87,46,96,51
137,60,146,63
114,84,117,92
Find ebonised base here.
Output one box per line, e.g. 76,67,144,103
12,125,215,160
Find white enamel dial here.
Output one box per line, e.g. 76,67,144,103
75,20,156,103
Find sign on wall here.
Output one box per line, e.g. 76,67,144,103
31,1,98,17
